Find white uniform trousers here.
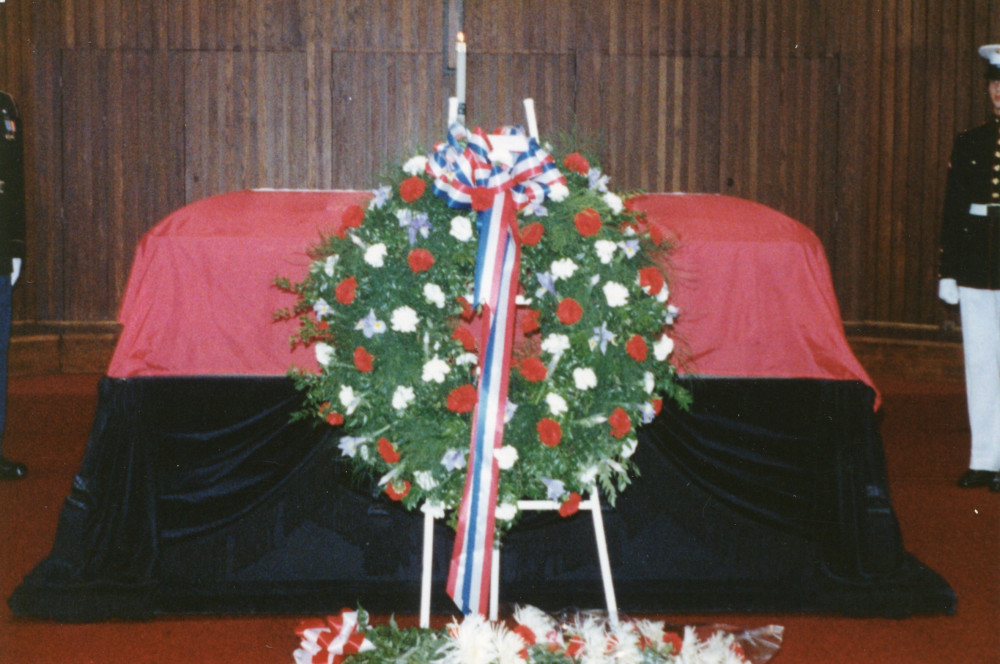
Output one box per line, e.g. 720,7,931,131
959,286,1000,471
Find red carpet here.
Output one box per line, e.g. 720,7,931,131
0,375,996,663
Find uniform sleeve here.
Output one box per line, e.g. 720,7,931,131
939,134,969,280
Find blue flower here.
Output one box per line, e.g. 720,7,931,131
541,477,566,501
441,449,466,471
369,184,391,209
397,209,433,246
355,309,387,338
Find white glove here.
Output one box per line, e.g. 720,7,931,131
938,278,959,305
10,258,20,287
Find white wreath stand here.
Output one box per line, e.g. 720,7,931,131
419,98,620,629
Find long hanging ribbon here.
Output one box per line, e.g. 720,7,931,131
428,123,565,615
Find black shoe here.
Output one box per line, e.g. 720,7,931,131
0,456,27,481
957,469,995,488
990,473,1000,493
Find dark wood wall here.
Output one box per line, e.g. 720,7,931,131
2,0,999,341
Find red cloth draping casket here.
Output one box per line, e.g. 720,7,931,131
108,190,875,402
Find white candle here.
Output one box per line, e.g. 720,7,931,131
455,31,466,121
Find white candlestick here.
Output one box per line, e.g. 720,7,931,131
447,97,459,128
455,31,466,122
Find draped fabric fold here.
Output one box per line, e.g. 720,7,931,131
9,375,954,621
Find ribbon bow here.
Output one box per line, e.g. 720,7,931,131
293,609,375,664
428,123,566,616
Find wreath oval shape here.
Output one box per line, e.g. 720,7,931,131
283,130,687,532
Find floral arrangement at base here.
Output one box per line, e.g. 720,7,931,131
277,124,690,533
293,607,784,664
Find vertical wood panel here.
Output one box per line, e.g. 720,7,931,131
6,0,1000,332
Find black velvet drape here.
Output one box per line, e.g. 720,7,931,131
9,376,954,621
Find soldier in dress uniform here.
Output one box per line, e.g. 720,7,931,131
939,45,1000,493
0,90,26,480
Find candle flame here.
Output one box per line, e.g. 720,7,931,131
457,31,465,44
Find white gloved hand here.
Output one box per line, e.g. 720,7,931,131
10,258,20,287
938,277,959,305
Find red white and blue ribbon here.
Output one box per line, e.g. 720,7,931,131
428,123,565,615
293,609,375,664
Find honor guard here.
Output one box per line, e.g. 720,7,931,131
0,90,26,480
939,45,1000,492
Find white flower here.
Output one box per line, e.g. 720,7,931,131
573,367,597,390
603,191,624,214
392,385,415,410
602,281,630,307
415,470,439,490
580,465,599,485
422,355,451,383
323,255,338,276
495,445,518,470
515,294,532,306
621,438,639,458
495,502,518,521
550,258,578,281
643,371,656,394
594,239,617,264
653,334,674,361
441,614,500,664
504,401,518,424
423,283,446,308
364,242,388,267
315,342,334,366
545,392,568,416
402,155,428,175
455,352,478,366
391,305,419,332
640,401,657,424
541,333,571,355
421,500,446,519
450,215,474,242
548,182,570,202
337,436,365,458
339,385,361,415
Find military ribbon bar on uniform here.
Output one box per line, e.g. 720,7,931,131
428,123,565,615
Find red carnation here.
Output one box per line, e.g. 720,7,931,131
638,266,665,295
408,248,435,273
446,384,478,413
385,480,411,501
648,219,668,246
378,437,400,463
320,403,344,427
537,418,562,447
457,296,474,321
556,298,583,325
520,222,545,246
335,276,357,305
315,320,330,332
664,632,683,654
559,492,582,517
471,187,495,211
518,357,548,382
651,397,663,416
574,208,602,237
563,152,590,175
609,407,631,439
452,326,477,352
399,176,426,203
513,624,537,647
339,204,364,236
521,308,541,334
626,334,648,362
353,346,374,372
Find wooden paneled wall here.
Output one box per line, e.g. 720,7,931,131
1,0,999,345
